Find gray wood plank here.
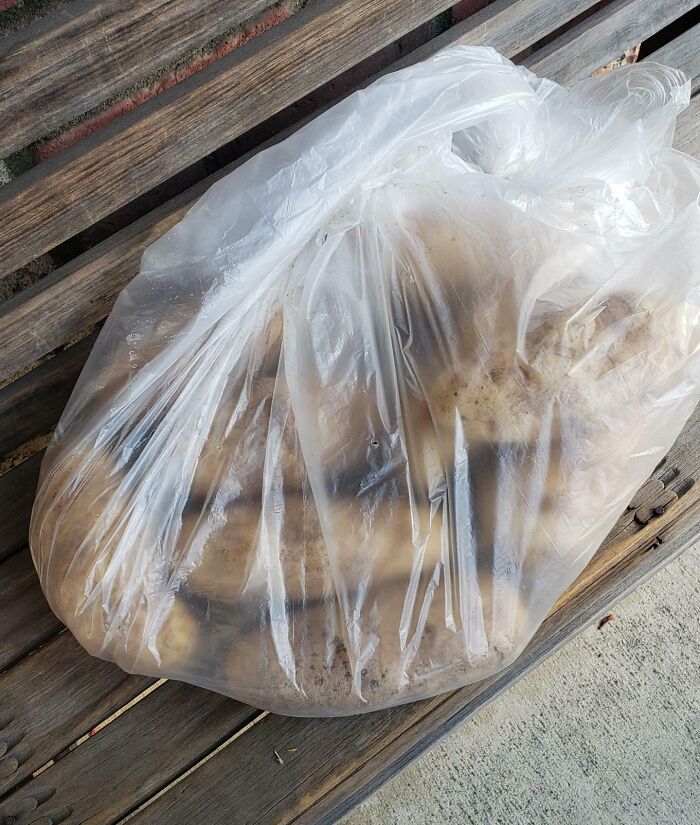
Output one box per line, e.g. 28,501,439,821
674,92,700,155
0,0,271,159
0,453,42,563
389,0,599,66
0,681,259,825
0,632,152,795
0,0,654,385
0,334,96,465
0,549,62,672
649,21,700,94
0,0,455,280
524,0,699,84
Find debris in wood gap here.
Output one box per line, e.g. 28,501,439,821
592,45,641,76
0,252,54,305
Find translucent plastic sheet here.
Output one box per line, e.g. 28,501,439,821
31,47,700,715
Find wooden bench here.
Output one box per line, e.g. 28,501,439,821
1,1,699,822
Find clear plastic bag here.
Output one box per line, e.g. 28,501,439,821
30,46,700,715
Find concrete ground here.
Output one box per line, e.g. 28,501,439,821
343,542,700,825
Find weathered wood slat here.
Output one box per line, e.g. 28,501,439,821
390,0,599,67
0,550,62,672
523,0,699,84
0,632,152,795
0,682,259,825
0,0,271,159
0,335,95,465
120,465,700,825
0,0,678,386
674,93,700,155
0,453,41,563
649,21,700,94
0,181,209,384
0,0,455,280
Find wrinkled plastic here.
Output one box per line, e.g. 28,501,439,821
30,47,700,715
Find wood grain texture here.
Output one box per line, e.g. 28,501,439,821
649,21,700,94
523,0,699,84
0,631,152,795
0,334,95,464
0,180,207,384
0,453,41,563
0,681,259,825
675,92,700,155
121,456,700,825
0,0,675,386
0,550,62,672
0,0,271,159
384,0,599,67
0,0,454,280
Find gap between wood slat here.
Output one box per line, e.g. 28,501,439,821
0,0,456,280
0,451,41,562
0,333,96,468
648,20,700,93
117,711,270,825
0,674,264,820
29,679,168,779
0,632,155,796
0,0,623,384
0,0,275,160
523,0,699,83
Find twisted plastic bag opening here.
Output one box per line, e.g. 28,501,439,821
30,47,700,715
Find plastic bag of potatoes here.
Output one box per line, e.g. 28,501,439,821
31,47,700,715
